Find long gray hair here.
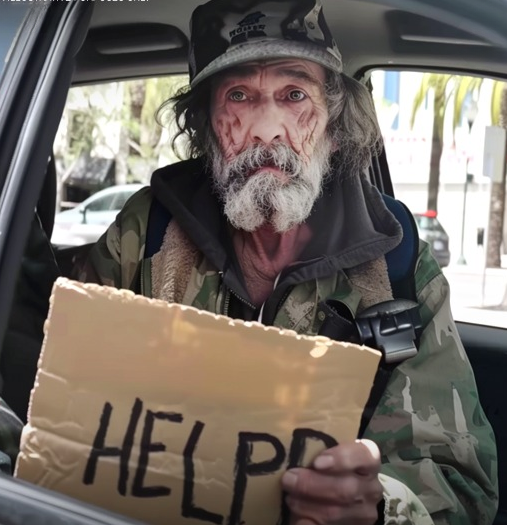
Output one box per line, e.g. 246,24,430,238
157,70,382,176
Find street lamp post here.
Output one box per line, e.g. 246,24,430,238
457,100,479,265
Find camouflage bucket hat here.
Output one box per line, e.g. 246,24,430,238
188,0,343,87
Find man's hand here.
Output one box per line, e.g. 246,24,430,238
281,439,383,525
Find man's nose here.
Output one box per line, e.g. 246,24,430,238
248,101,286,145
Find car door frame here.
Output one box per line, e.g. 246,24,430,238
0,0,93,350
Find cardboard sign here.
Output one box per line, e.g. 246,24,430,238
15,278,381,525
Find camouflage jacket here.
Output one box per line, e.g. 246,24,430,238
78,159,498,524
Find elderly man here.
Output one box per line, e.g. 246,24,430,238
80,0,498,523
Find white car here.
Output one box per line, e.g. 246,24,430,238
51,184,145,246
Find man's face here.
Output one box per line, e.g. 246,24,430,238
208,58,333,232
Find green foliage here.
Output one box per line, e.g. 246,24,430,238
410,74,453,131
452,76,482,131
124,76,189,164
141,76,188,130
491,81,507,127
410,73,483,137
57,84,122,170
67,110,95,158
412,74,507,131
55,75,189,183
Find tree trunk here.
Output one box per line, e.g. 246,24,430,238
486,84,507,268
427,98,444,212
128,80,146,157
115,125,129,186
486,182,505,267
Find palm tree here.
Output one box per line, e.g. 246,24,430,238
410,74,483,212
410,74,453,212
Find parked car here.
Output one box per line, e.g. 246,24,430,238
51,184,145,246
0,0,506,524
413,210,451,267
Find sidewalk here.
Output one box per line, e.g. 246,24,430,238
444,261,507,275
443,262,507,327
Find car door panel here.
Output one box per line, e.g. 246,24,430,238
0,473,145,525
458,322,507,524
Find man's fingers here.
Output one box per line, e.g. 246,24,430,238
281,468,382,505
312,440,381,476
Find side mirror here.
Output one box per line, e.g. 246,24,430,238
79,206,88,224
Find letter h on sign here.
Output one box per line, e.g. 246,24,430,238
83,398,183,497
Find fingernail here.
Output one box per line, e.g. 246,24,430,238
282,471,298,489
313,454,334,469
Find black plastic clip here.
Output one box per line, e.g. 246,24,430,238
355,299,422,363
318,299,422,364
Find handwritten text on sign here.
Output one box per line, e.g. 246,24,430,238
83,397,338,524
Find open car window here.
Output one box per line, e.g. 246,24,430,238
51,75,187,247
371,69,507,329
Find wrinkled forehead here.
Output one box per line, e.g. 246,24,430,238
211,58,327,90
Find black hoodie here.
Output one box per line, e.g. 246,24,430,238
150,156,402,322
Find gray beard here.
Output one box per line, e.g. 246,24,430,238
209,138,333,232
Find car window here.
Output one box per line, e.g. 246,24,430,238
54,75,188,197
52,74,188,246
85,193,115,212
372,69,507,328
111,191,134,210
415,216,446,232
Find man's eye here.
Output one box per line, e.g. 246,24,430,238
229,91,247,102
287,90,306,101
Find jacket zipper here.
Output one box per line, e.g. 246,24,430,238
220,273,256,316
224,288,256,317
222,288,230,316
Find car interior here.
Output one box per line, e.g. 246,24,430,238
0,0,506,523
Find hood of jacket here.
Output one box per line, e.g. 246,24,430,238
150,156,403,301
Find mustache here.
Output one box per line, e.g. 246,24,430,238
224,143,303,181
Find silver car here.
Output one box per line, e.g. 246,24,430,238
51,184,145,246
